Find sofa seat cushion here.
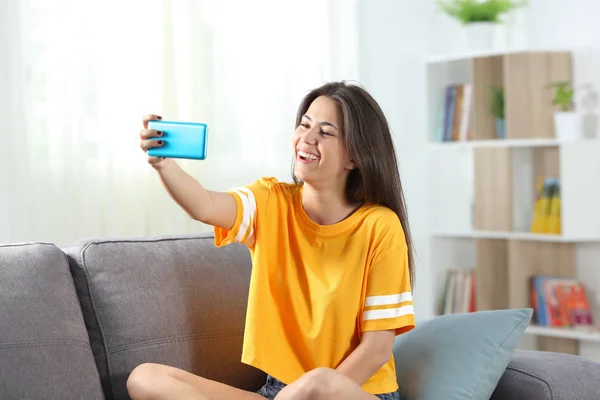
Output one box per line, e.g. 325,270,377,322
64,233,266,400
491,349,600,400
0,242,104,400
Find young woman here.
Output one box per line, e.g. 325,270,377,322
128,81,416,400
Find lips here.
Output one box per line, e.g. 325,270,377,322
297,150,320,161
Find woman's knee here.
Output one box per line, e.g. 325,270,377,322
126,362,168,399
294,367,338,399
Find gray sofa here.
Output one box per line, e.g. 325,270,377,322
1,233,600,400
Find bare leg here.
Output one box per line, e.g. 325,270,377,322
274,368,379,400
126,362,266,400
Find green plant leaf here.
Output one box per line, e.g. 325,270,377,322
548,80,574,111
489,85,505,119
436,0,528,24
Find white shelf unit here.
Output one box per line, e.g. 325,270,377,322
426,48,600,357
526,325,600,342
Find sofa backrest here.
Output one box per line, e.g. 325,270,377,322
0,242,105,400
63,233,266,400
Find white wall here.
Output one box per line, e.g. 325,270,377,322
357,0,436,320
0,1,18,241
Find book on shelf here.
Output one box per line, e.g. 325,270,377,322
435,83,473,142
530,275,595,330
438,269,476,315
530,176,561,234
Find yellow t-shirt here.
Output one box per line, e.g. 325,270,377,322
214,177,415,395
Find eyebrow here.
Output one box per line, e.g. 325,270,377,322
303,114,339,131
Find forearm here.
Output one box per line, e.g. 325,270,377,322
335,339,390,386
154,159,211,222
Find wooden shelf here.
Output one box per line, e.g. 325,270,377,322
426,48,573,64
431,140,600,240
429,138,598,149
526,325,600,342
430,317,600,342
432,231,600,243
427,49,571,142
430,318,600,342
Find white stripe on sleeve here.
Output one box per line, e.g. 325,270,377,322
363,305,414,321
365,292,412,307
238,187,257,242
232,188,257,243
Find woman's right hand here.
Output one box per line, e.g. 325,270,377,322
140,114,171,169
137,113,237,230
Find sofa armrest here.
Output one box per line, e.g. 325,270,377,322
491,349,600,400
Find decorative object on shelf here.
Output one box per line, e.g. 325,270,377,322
548,80,583,140
530,176,561,234
437,83,472,142
490,85,505,139
435,0,528,51
438,269,476,315
530,275,594,329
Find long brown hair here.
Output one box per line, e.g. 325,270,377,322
292,81,415,289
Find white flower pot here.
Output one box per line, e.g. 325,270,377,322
464,22,495,52
553,111,584,140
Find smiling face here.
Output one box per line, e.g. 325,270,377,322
293,96,355,187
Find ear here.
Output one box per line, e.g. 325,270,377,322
345,158,356,171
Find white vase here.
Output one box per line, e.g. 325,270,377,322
464,22,495,52
553,111,583,140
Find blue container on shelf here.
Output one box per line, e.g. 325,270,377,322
496,118,506,139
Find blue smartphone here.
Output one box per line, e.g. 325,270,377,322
147,120,208,160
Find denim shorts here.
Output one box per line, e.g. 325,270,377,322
256,374,401,400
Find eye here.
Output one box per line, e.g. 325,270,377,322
300,123,310,129
320,130,333,136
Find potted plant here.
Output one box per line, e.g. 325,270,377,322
548,81,582,140
490,85,505,139
436,0,527,50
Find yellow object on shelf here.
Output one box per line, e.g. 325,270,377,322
547,179,561,234
530,176,561,234
530,176,546,233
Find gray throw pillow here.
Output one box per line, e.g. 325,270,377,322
392,308,533,400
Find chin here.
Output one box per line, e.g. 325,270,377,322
293,167,311,183
293,170,307,182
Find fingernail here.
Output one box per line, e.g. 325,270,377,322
157,131,163,136
157,140,164,145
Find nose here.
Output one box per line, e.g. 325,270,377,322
300,126,318,145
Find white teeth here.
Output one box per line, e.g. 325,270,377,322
298,150,319,160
